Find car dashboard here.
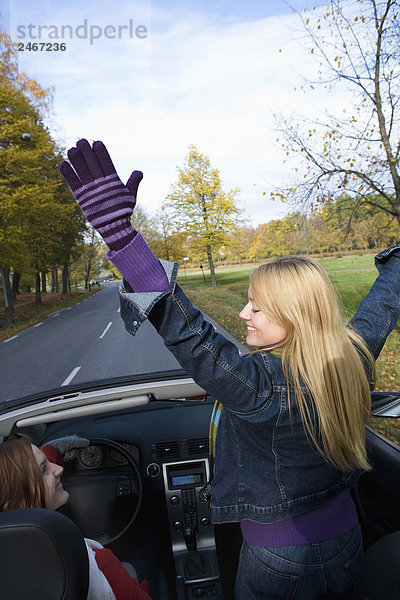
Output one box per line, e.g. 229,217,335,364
39,396,226,600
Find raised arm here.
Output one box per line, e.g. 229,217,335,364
60,139,273,414
349,245,400,360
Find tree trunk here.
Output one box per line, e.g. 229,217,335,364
62,264,69,294
51,266,59,293
12,271,21,300
85,260,91,290
83,249,91,290
1,265,15,322
53,267,57,293
206,244,217,287
41,271,47,293
35,272,41,304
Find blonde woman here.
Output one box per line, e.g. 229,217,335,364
60,138,400,600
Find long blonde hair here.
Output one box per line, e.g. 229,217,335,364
250,256,374,472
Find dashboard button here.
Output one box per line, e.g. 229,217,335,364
146,463,160,478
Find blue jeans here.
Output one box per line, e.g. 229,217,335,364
234,525,363,600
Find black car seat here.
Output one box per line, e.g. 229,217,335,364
0,507,89,599
351,530,400,599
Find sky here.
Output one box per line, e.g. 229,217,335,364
0,0,337,227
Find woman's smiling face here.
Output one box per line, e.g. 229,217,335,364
31,444,69,510
239,289,286,348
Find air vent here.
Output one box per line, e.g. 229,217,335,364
188,437,209,455
154,440,181,459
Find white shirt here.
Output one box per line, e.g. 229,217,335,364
85,538,116,600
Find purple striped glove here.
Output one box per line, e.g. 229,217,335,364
59,139,142,252
60,139,170,293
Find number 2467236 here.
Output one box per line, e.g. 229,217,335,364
18,42,67,51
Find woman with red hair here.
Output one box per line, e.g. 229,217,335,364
0,437,151,600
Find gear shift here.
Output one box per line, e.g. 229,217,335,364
183,525,212,579
184,525,197,551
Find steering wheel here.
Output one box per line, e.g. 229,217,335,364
61,438,143,546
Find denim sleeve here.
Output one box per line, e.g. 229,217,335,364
148,285,273,415
119,275,273,415
119,259,179,332
349,245,400,359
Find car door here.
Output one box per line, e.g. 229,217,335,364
354,392,400,550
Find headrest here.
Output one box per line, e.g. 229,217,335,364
0,508,89,600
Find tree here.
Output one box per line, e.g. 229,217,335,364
80,228,102,289
0,85,55,314
166,145,244,286
248,212,310,258
272,0,400,226
0,29,55,317
0,29,84,315
0,82,76,306
146,208,188,262
222,226,255,262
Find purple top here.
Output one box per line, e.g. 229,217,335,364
107,232,170,293
240,489,358,548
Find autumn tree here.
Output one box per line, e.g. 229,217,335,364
165,145,244,286
37,174,85,295
272,0,400,226
0,84,54,313
0,81,71,307
222,226,255,262
248,213,309,258
148,212,188,263
0,28,54,316
0,28,84,315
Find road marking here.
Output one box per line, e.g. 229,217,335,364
117,307,120,313
34,322,43,328
99,321,112,339
52,312,60,318
3,335,18,343
62,366,81,386
66,307,72,310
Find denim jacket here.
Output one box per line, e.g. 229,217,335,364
119,247,400,525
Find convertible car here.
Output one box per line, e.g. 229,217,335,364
0,367,400,599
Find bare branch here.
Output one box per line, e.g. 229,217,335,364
272,0,400,224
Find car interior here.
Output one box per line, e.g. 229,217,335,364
0,372,400,599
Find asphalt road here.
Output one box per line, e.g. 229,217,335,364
0,281,247,403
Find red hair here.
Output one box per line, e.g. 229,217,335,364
0,437,46,511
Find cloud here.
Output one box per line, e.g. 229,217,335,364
8,0,343,226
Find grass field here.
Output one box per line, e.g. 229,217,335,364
178,253,400,446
